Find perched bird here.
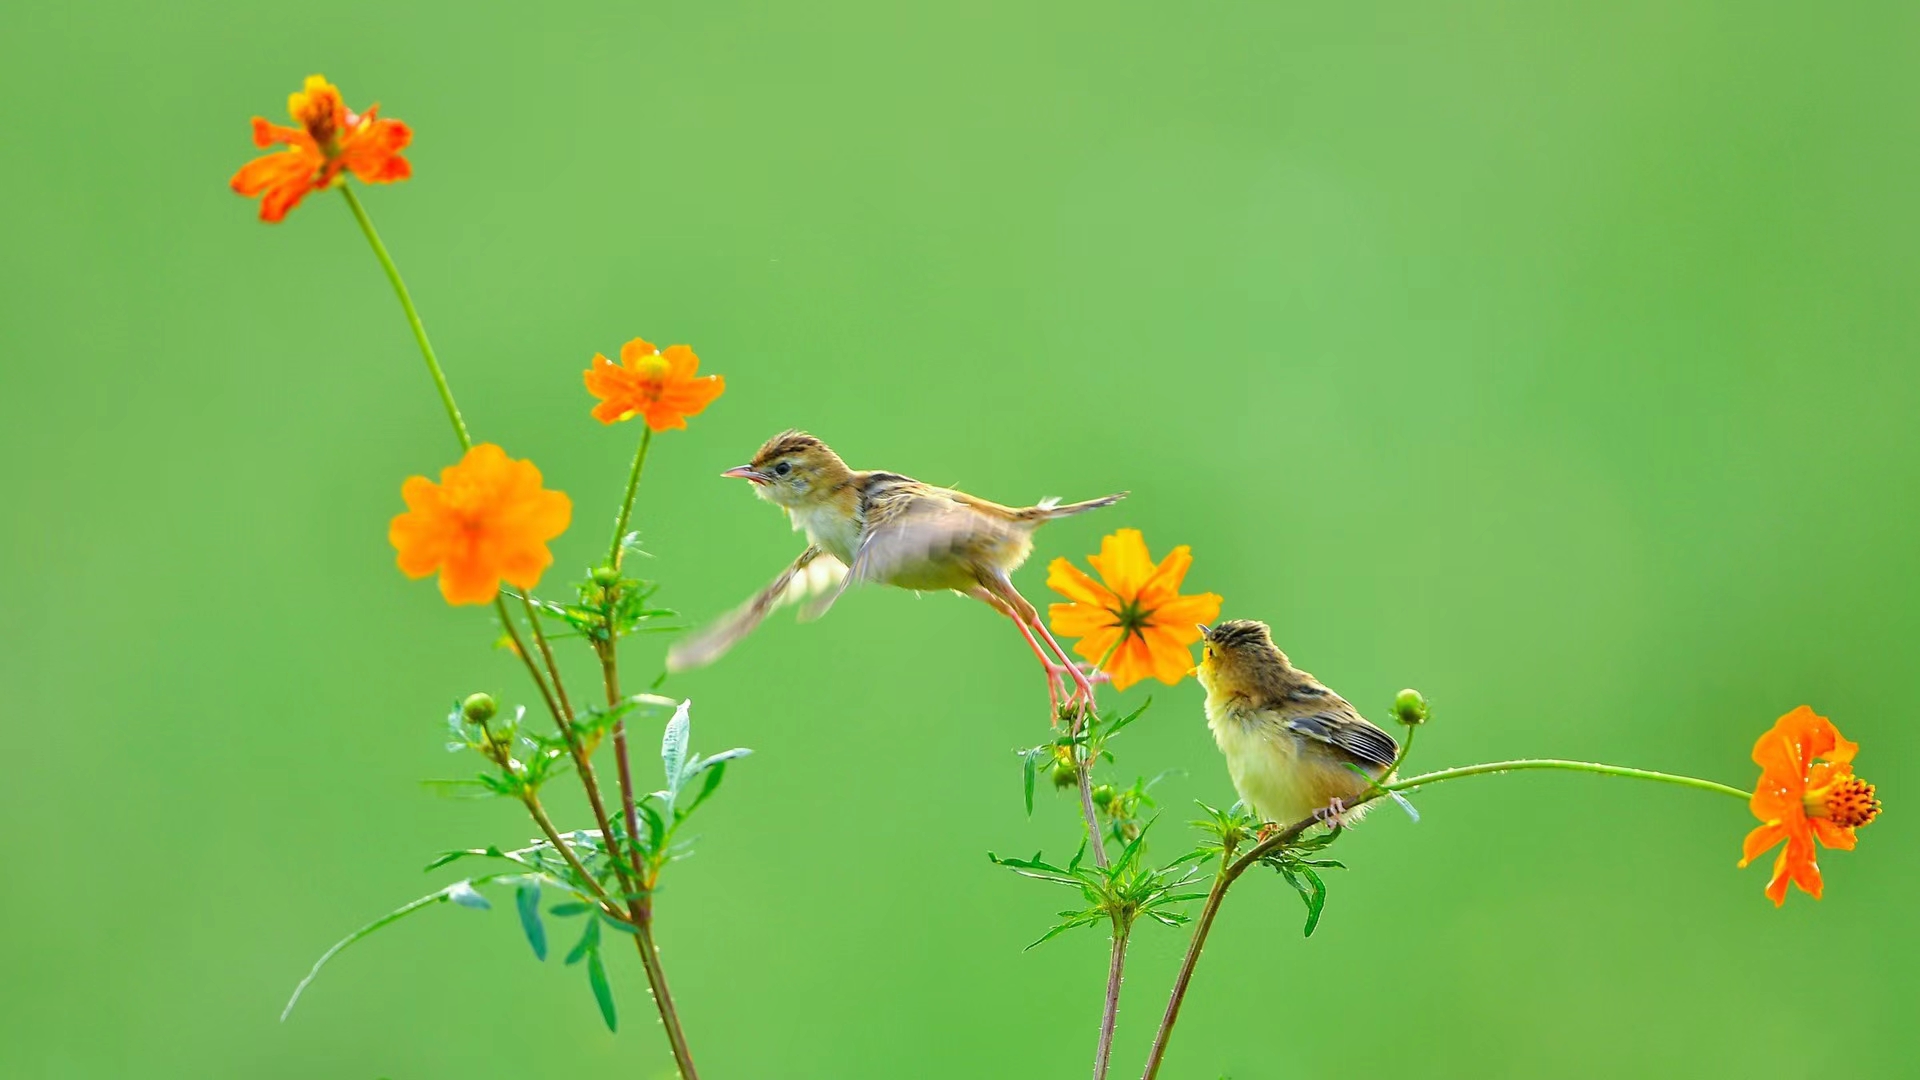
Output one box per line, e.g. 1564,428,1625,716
1195,620,1399,829
666,431,1125,705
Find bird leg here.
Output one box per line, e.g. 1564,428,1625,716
983,573,1098,713
1313,797,1349,830
967,586,1071,714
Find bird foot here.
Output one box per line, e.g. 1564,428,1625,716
1313,798,1349,830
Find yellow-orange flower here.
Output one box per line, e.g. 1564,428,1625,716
389,444,572,605
1047,529,1222,691
583,338,725,430
230,75,412,223
1738,705,1881,906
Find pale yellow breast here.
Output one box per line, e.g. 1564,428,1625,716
1205,695,1375,826
789,502,861,564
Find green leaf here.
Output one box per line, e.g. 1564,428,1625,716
587,949,618,1031
565,915,602,965
446,881,491,910
677,761,729,820
1023,752,1037,816
599,913,640,935
1298,867,1327,937
660,700,691,796
549,901,593,918
635,798,668,854
1105,698,1153,738
515,881,547,960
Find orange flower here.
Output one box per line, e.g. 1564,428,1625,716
230,75,412,223
1738,706,1881,906
1047,529,1222,691
389,444,572,605
583,338,725,430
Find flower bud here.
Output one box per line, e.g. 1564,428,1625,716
591,566,621,587
461,692,498,725
1391,688,1428,726
1091,784,1117,808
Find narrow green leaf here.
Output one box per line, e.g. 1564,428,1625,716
1023,752,1037,816
549,901,593,918
587,949,618,1031
660,700,691,796
678,761,728,820
1300,867,1327,937
514,881,547,960
565,916,602,965
599,913,640,935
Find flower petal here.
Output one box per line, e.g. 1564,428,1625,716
1811,818,1857,851
1050,601,1117,639
1047,557,1118,610
1086,528,1153,601
619,338,659,366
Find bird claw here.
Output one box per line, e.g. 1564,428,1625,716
1312,797,1348,830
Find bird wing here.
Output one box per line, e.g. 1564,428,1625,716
1283,707,1400,769
665,546,848,672
797,482,1019,621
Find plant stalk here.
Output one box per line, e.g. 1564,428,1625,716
1093,919,1130,1080
608,427,654,569
632,915,700,1079
339,185,471,450
1138,759,1750,1078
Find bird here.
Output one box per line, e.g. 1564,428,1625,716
665,431,1125,708
1194,619,1400,830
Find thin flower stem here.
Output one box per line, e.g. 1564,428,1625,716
1093,919,1130,1080
607,427,654,570
597,644,647,889
515,593,639,890
1072,638,1126,871
632,915,700,1079
1139,758,1750,1079
339,186,471,451
1078,762,1111,870
521,791,622,916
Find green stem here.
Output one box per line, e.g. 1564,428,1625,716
1387,759,1750,801
1093,917,1130,1080
608,427,654,569
340,185,471,451
632,915,700,1079
1138,758,1748,1079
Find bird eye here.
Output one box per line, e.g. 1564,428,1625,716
774,461,792,476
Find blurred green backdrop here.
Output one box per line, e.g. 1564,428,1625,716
3,2,1915,1077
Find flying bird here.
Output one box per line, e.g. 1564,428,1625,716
666,431,1124,707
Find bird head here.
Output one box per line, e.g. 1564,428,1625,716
722,430,851,508
1196,619,1290,697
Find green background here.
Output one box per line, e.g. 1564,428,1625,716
4,3,1915,1077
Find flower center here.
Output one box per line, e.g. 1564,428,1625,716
1112,600,1152,636
1804,775,1881,829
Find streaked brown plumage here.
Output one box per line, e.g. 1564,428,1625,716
665,432,1124,705
1195,619,1399,828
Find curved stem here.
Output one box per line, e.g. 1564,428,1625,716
339,186,471,450
1093,919,1130,1080
1139,758,1749,1079
1387,759,1750,801
608,427,654,569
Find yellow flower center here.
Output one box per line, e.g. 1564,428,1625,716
288,76,342,150
1804,775,1881,829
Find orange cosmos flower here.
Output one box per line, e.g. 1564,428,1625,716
230,74,412,223
1047,529,1222,691
389,444,572,605
1738,705,1881,906
583,338,725,430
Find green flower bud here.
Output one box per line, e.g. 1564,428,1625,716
1391,688,1429,726
462,692,498,725
1091,784,1117,808
591,566,621,587
1051,766,1081,790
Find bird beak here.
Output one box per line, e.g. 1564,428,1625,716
721,465,768,485
1196,623,1212,639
